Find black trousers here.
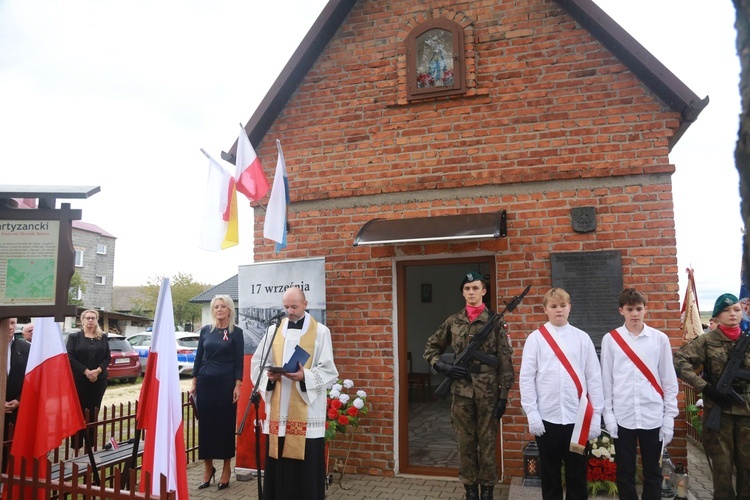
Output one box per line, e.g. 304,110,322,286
535,421,588,500
614,426,662,500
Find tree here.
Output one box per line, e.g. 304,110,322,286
136,273,209,330
735,0,750,289
68,271,86,308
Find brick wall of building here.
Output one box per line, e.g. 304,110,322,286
246,0,686,478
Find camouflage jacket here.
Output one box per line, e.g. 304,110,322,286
423,308,515,400
674,328,750,416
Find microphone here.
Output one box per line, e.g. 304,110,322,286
268,310,287,323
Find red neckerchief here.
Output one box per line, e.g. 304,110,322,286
466,303,485,322
719,324,742,341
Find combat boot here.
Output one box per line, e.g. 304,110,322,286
480,485,494,499
464,484,479,500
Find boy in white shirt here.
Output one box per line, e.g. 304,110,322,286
601,288,678,500
520,288,603,500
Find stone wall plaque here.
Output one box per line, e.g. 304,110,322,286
551,250,623,351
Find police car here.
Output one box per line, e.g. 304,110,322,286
125,330,199,376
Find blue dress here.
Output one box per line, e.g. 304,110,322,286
193,325,244,459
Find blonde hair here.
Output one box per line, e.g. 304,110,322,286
81,309,104,340
210,295,236,333
543,288,571,307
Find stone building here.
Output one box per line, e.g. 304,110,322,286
226,0,707,480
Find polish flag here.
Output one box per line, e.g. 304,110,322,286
235,125,270,202
199,151,239,251
136,278,188,499
4,317,85,500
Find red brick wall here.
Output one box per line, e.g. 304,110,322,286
247,0,686,478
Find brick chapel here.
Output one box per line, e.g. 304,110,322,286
224,0,708,481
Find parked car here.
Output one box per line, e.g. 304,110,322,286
106,334,141,384
126,332,200,376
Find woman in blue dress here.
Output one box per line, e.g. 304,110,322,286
191,295,244,490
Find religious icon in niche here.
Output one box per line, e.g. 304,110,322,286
416,29,454,88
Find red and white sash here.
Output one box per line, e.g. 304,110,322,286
538,324,594,455
608,328,663,398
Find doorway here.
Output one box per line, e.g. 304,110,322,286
397,257,494,476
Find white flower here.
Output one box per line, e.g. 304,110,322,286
608,445,615,455
601,435,609,444
601,449,611,459
353,398,365,409
357,390,367,398
332,383,343,392
592,449,602,458
343,379,354,389
339,394,350,404
696,398,704,408
329,389,340,398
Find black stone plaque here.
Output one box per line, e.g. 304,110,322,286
550,251,623,351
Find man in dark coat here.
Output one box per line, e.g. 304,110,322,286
4,318,30,470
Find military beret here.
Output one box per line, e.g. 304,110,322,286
460,271,485,290
712,293,739,318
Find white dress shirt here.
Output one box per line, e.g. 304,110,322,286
600,324,679,431
520,322,604,427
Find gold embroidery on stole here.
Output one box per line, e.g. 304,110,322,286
268,318,317,460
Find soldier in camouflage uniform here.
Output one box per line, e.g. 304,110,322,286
674,293,749,500
423,271,515,500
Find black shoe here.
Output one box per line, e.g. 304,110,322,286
480,485,494,500
465,484,479,500
198,467,216,489
217,482,229,491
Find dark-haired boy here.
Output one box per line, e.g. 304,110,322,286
601,288,678,500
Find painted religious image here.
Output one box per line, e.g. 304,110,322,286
416,28,454,88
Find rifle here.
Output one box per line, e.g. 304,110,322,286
704,331,750,432
434,285,531,400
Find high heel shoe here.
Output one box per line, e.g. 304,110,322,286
217,481,230,491
198,466,216,489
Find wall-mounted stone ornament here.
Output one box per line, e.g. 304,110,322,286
571,206,596,233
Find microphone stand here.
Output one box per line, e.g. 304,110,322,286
238,315,284,500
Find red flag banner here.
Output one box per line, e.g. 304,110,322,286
136,278,188,499
4,317,85,500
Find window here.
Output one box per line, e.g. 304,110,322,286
95,275,106,285
96,244,107,255
70,287,82,300
406,18,465,100
75,250,84,267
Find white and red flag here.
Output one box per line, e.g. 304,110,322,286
199,150,239,251
5,317,85,500
136,278,188,499
681,268,703,342
235,124,270,202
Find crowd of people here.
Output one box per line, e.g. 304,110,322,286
2,275,748,500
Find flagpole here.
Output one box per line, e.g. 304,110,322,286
201,148,269,212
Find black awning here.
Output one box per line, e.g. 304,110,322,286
353,210,507,246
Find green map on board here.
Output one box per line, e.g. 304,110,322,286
5,258,55,299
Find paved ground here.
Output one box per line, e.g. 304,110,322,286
187,438,711,499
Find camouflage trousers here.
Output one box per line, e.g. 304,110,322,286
451,394,498,486
703,412,750,500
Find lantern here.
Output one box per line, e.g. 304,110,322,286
673,463,688,500
661,448,674,498
523,441,541,487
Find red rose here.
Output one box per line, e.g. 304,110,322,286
338,415,349,425
330,399,343,410
347,406,359,417
328,409,338,420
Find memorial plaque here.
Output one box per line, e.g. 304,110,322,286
551,250,623,351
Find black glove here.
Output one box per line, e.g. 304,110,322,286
493,398,507,421
434,359,468,380
703,384,735,407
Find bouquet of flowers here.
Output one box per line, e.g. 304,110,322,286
587,432,617,496
686,396,703,437
325,379,369,442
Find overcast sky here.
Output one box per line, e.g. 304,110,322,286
0,0,742,311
